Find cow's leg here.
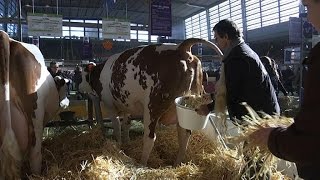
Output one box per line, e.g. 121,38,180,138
29,112,45,174
110,114,121,143
175,124,191,166
140,111,157,166
121,114,131,144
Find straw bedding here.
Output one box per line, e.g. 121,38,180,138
28,121,290,180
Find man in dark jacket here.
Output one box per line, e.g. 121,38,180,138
249,0,320,179
197,19,280,123
196,19,280,179
47,61,62,78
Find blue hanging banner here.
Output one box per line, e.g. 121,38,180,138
288,17,301,44
150,0,172,36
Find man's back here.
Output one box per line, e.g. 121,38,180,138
223,42,280,122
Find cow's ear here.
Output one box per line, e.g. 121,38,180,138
54,76,66,88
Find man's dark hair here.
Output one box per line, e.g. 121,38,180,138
50,61,58,68
212,19,242,40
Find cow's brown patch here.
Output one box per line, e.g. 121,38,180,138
9,40,42,149
0,31,10,85
111,47,143,104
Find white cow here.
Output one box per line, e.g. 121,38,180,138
0,31,69,178
79,38,223,166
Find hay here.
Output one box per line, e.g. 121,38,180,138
179,95,209,109
278,96,300,117
29,123,290,180
229,103,294,180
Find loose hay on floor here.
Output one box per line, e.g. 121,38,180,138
29,124,289,180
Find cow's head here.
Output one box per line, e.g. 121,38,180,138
54,76,69,108
78,62,96,94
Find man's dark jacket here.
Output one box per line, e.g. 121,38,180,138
223,42,280,122
268,42,320,179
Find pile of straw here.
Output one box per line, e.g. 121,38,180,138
229,103,294,180
28,122,290,179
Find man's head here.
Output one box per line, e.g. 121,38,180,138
50,61,59,74
302,0,320,31
212,19,242,51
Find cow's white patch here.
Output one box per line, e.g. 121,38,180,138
18,41,49,92
100,53,122,109
4,82,9,101
188,68,195,90
261,65,268,76
155,44,178,54
79,71,94,94
180,60,188,71
59,97,70,109
19,42,46,66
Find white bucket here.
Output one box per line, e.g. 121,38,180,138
175,96,209,130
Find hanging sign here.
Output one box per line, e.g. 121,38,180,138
102,19,130,39
27,13,62,37
150,0,172,36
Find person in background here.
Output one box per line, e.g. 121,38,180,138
282,66,295,96
47,61,62,78
73,65,82,91
260,56,288,96
249,0,320,179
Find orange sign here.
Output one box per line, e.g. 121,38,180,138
103,40,113,50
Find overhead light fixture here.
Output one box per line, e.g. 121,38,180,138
186,3,205,9
45,4,50,8
25,4,31,7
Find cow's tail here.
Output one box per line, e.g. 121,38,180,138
177,38,223,62
0,30,21,179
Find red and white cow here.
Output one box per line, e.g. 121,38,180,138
79,38,223,165
0,31,69,178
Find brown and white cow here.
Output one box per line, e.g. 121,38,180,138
0,31,69,178
79,38,223,165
